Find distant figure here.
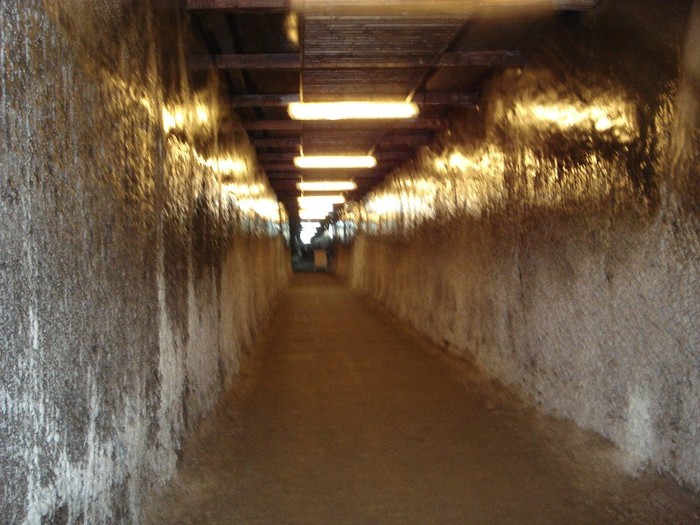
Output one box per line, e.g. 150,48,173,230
313,248,328,271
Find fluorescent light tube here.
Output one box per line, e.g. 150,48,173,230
297,195,346,207
288,101,419,120
296,180,357,192
294,156,377,169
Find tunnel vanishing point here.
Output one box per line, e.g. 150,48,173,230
1,0,700,523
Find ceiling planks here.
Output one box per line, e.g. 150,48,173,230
184,1,597,226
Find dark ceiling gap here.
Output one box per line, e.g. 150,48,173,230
191,13,238,99
298,12,306,159
411,18,476,101
190,11,257,136
224,13,267,125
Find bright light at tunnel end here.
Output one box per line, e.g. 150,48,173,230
294,156,377,169
288,101,419,121
300,220,322,244
299,209,331,221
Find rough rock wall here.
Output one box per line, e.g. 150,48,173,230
337,1,700,490
0,1,289,522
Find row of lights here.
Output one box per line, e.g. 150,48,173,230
159,99,421,242
162,96,633,242
298,194,346,221
289,101,418,169
290,101,419,230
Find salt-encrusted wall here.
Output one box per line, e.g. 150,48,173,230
336,0,700,490
0,1,289,522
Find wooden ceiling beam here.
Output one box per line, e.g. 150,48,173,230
293,0,598,15
243,118,447,131
270,179,378,189
187,0,290,11
273,188,370,197
376,134,433,147
266,170,389,179
261,164,301,172
282,202,356,210
258,150,413,162
189,51,522,70
247,121,305,131
554,1,599,9
435,50,522,67
267,175,301,183
188,0,597,13
190,53,300,70
253,138,301,148
411,92,478,107
266,173,302,180
231,94,300,107
258,152,298,162
244,121,303,131
230,92,476,108
376,151,414,161
261,162,395,171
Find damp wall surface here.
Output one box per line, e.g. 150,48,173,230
336,1,700,490
0,1,289,522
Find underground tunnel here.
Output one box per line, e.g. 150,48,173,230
1,0,699,522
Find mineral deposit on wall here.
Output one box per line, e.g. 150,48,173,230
336,1,700,491
0,1,288,522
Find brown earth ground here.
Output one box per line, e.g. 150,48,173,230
144,273,700,524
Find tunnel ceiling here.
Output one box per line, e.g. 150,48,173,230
185,0,598,224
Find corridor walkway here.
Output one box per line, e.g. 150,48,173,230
145,274,699,524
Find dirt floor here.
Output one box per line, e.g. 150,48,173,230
144,274,700,524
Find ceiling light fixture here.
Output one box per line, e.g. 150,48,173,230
288,101,419,121
297,195,346,207
294,155,377,169
296,180,358,192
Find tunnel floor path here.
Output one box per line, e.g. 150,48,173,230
145,273,700,524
